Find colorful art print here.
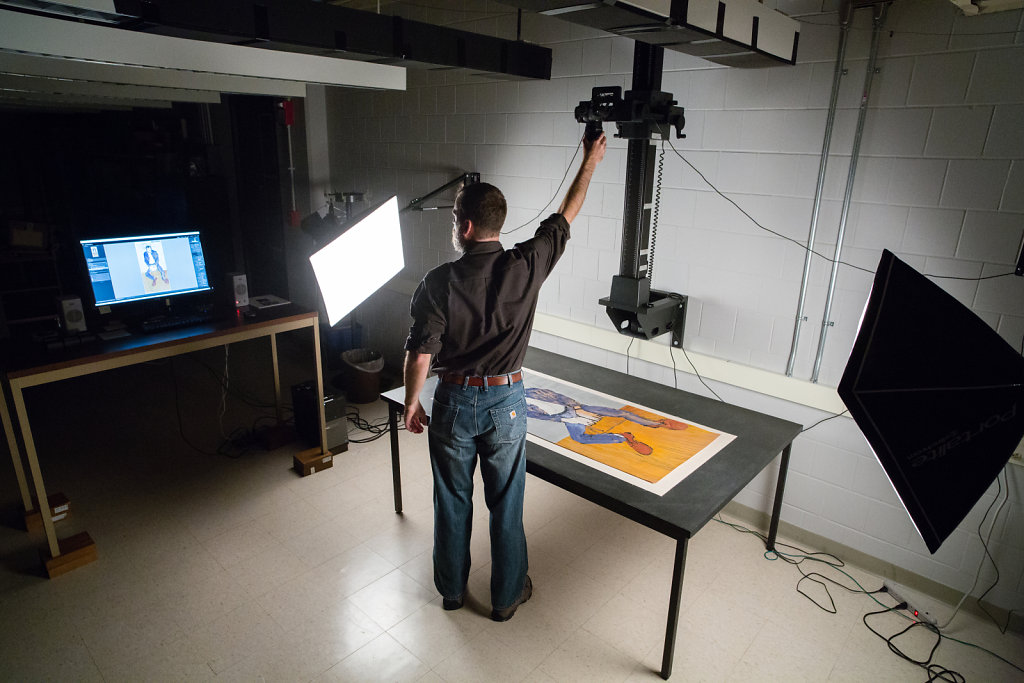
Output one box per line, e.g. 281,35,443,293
523,369,736,496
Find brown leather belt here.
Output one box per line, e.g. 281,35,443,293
440,371,523,387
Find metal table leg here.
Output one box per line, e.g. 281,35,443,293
389,403,403,514
660,537,689,679
766,443,792,552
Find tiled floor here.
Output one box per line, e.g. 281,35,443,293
1,360,1022,681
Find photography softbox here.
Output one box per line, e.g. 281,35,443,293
309,195,404,326
838,250,1024,553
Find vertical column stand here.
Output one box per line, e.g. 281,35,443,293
619,42,663,283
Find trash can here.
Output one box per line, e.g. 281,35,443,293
340,348,384,404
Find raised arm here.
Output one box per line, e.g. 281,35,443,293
558,133,607,224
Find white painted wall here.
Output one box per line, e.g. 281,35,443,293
323,0,1024,615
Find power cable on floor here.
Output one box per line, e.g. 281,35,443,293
715,515,1024,678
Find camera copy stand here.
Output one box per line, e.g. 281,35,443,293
576,43,688,347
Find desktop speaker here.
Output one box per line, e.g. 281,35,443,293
58,295,87,333
227,272,249,308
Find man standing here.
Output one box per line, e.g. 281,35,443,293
403,133,606,621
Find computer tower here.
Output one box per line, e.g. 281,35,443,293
291,381,348,455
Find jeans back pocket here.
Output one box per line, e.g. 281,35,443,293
489,398,527,444
429,397,459,439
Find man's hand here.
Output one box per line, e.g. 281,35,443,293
403,350,431,435
582,132,607,167
405,401,428,434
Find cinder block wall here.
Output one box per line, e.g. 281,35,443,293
325,0,1024,615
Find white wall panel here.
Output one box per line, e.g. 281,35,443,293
925,106,993,158
940,159,1013,210
985,104,1024,158
907,52,976,106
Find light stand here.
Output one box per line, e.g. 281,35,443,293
577,43,688,348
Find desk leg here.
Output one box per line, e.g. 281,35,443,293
388,404,403,514
312,324,327,455
766,443,792,552
660,537,689,680
270,333,282,424
10,385,59,558
0,381,33,512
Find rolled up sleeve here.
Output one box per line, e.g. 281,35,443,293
404,275,445,355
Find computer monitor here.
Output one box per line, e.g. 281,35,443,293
80,231,213,307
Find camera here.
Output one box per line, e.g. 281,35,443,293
574,86,626,140
574,85,686,141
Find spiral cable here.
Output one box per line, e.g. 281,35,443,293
648,141,665,282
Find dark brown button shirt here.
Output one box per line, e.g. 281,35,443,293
405,213,570,377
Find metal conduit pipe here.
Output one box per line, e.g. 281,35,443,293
811,2,889,383
784,0,855,377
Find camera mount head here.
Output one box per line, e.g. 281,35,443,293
574,86,686,141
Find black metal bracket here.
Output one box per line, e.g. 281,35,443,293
598,276,688,347
401,172,480,213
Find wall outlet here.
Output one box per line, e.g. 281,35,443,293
1011,436,1024,467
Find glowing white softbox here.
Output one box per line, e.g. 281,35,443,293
309,195,404,326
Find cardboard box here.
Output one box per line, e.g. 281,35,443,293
24,491,70,532
43,531,97,578
293,447,333,476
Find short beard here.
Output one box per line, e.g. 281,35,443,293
452,227,467,253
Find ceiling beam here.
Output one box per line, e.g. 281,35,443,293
0,73,221,103
0,52,308,98
0,89,173,108
0,8,406,91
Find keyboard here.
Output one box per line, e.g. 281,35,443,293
140,313,216,333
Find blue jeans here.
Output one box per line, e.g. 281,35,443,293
428,378,528,610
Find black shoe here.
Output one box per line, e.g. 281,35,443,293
443,595,464,610
491,575,532,622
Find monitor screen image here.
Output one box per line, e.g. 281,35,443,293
80,231,212,306
309,195,404,326
838,250,1024,553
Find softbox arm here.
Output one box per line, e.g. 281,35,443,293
402,172,480,213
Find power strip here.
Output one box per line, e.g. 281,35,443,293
884,580,939,626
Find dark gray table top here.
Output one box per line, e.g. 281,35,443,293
382,347,802,540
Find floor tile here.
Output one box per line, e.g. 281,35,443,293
3,376,1023,682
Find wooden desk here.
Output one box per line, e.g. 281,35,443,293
1,308,326,576
381,347,801,679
